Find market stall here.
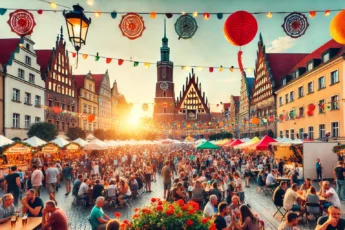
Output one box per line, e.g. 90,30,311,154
23,136,47,147
196,141,220,149
224,139,243,147
248,135,276,150
41,143,60,160
1,142,32,170
62,142,82,159
234,137,260,149
72,138,88,147
50,137,70,148
0,135,14,147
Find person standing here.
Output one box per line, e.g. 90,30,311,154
161,161,172,199
45,162,60,205
62,163,73,196
316,158,322,182
4,166,21,206
333,161,345,201
31,164,44,197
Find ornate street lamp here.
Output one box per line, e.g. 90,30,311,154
63,4,91,68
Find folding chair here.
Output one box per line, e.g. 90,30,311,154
273,204,288,221
304,202,321,226
257,185,269,195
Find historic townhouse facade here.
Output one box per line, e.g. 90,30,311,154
250,34,307,137
111,80,131,128
229,95,240,137
0,36,45,139
36,29,78,134
0,65,4,135
238,71,254,137
74,72,98,132
276,39,345,139
94,71,112,130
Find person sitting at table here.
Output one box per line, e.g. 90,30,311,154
191,180,205,209
278,212,299,230
266,170,278,187
41,200,68,230
209,182,222,202
78,178,91,206
90,196,111,230
92,179,104,201
118,179,131,207
22,189,44,217
305,186,320,215
318,181,341,211
72,174,83,196
257,169,267,187
273,181,288,207
300,178,312,191
0,193,15,224
203,194,218,217
283,183,305,217
316,205,345,230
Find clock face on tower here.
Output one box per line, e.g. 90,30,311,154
162,68,166,79
160,82,168,90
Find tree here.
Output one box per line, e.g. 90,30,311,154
66,127,86,140
27,122,58,141
94,129,106,140
267,129,275,138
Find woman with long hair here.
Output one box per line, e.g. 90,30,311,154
144,161,152,192
106,219,120,230
232,205,260,229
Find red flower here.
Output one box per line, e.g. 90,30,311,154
158,201,163,205
186,219,193,226
175,199,184,206
114,212,121,218
188,209,195,215
134,208,139,212
123,219,129,224
156,205,163,212
166,209,174,216
202,218,209,224
151,197,157,203
176,213,182,218
120,223,127,230
187,200,199,210
209,223,216,230
132,214,139,219
181,204,189,211
168,204,175,211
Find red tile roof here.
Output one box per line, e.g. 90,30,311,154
92,74,105,94
266,53,308,89
0,38,21,65
289,39,344,72
74,74,86,95
36,49,53,75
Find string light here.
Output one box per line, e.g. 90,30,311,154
95,12,101,17
325,10,331,16
203,13,210,20
309,11,316,18
193,12,198,17
219,66,223,72
248,68,252,72
150,12,156,19
182,11,186,16
144,62,150,68
267,12,273,18
50,2,57,9
197,66,203,71
230,66,234,72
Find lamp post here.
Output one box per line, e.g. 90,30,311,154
63,4,91,68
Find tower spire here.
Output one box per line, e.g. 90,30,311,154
164,19,166,38
160,19,170,62
60,26,63,40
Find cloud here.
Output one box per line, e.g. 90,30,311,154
266,36,297,53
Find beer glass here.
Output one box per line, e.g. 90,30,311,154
22,214,28,226
11,216,16,227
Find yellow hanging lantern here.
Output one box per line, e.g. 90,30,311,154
330,10,345,44
150,12,157,19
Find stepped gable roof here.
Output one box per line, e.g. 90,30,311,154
93,74,106,94
176,69,210,113
0,38,21,66
266,53,308,89
290,39,345,73
36,50,53,75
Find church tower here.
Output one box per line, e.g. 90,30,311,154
153,19,175,122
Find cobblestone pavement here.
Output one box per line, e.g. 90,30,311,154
1,176,345,229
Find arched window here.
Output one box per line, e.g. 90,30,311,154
48,82,52,90
163,91,166,97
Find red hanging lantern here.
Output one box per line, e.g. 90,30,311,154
307,110,314,116
251,117,259,125
268,116,274,123
53,106,61,114
308,103,316,111
88,114,95,122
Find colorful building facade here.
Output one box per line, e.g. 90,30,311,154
0,64,4,135
238,71,254,137
229,95,240,137
276,39,345,139
94,71,111,130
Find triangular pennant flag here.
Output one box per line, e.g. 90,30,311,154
217,13,223,19
118,59,124,65
0,8,7,15
72,52,76,58
82,54,88,59
106,58,112,64
111,11,117,19
134,61,139,67
95,53,100,61
166,13,173,19
209,67,214,72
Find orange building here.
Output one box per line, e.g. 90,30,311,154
276,40,345,139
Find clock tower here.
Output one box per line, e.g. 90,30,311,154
153,19,175,122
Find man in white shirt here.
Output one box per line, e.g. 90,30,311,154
319,181,341,210
233,172,245,204
266,170,278,187
203,194,218,217
31,165,44,197
283,183,305,216
78,179,91,205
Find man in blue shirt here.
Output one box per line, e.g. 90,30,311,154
316,158,322,182
62,164,73,196
90,196,111,230
72,175,83,196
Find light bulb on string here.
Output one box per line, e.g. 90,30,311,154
267,12,272,18
324,10,331,16
193,12,198,17
50,2,57,9
197,66,203,71
230,66,234,72
95,12,101,17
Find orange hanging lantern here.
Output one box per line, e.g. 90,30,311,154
88,114,95,122
330,10,345,44
309,11,316,18
251,117,259,125
53,106,61,114
150,12,157,19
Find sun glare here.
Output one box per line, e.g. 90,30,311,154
128,115,139,125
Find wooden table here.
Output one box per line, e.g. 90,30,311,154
0,217,41,230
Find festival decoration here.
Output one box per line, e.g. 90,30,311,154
325,10,331,16
119,13,146,40
217,13,223,20
307,110,313,116
175,14,198,39
110,11,117,19
282,12,309,38
251,117,259,125
7,10,36,37
267,12,273,18
88,114,95,122
308,103,316,111
309,11,316,18
166,13,173,19
223,11,258,73
268,116,274,123
37,10,43,15
150,12,156,19
330,10,345,44
142,103,148,111
192,12,198,17
0,8,7,15
203,12,210,20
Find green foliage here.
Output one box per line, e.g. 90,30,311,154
209,132,233,140
66,127,86,140
27,122,58,141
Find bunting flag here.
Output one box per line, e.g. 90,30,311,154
106,58,112,64
133,61,139,67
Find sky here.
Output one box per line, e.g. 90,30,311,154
0,0,344,121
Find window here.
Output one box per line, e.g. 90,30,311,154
25,43,30,50
88,106,91,114
83,104,87,113
290,91,294,102
13,113,20,128
57,85,61,93
307,62,313,71
24,92,31,104
53,83,56,91
12,89,20,101
282,78,286,86
93,123,96,130
285,94,289,104
331,70,339,84
48,82,52,90
164,108,167,113
308,126,314,139
61,86,64,95
299,107,304,117
89,123,92,131
25,56,31,66
62,122,65,131
308,82,314,94
35,117,40,123
295,71,299,79
67,105,70,111
290,129,295,139
89,84,92,91
163,91,166,97
279,97,283,106
56,121,59,129
318,76,325,90
299,128,304,139
35,95,41,107
62,104,65,110
279,131,283,138
331,95,339,110
93,107,96,114
83,121,87,130
84,92,87,98
62,77,65,84
29,74,35,83
319,99,325,113
298,86,304,98
323,53,330,62
332,122,339,137
72,105,75,112
48,100,52,107
319,124,325,138
25,115,31,129
18,68,24,78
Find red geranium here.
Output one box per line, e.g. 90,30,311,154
123,219,129,224
156,205,163,212
186,219,193,226
132,214,139,219
176,199,184,206
134,208,139,212
114,212,121,218
201,218,208,224
158,201,163,205
168,204,175,211
209,223,216,230
176,213,182,218
166,209,174,216
181,204,189,211
188,209,196,215
151,198,157,203
188,200,199,210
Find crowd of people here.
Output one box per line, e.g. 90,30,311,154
0,143,344,230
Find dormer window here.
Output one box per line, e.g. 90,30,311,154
307,62,313,71
282,78,287,86
323,52,330,63
295,70,299,79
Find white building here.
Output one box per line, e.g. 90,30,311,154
0,36,45,139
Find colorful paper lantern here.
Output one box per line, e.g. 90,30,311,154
309,11,316,18
251,117,259,125
307,110,313,116
308,103,316,111
150,12,157,19
330,10,345,44
268,116,274,123
53,106,61,114
203,13,210,20
88,114,95,122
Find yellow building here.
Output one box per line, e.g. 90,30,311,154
74,72,98,132
276,40,345,139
